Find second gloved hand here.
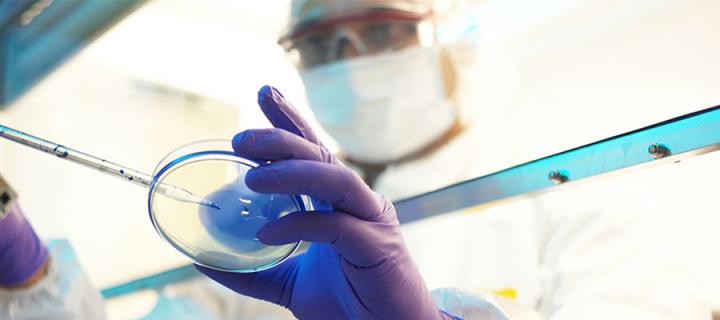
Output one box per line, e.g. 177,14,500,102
196,85,451,320
0,203,48,287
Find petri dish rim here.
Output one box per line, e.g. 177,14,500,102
153,139,228,176
148,149,307,272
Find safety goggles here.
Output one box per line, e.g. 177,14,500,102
280,10,434,68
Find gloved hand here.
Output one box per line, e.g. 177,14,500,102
0,203,49,287
196,85,451,320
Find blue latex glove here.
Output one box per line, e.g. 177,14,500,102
196,86,451,320
0,203,48,287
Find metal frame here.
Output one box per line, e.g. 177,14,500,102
101,264,200,299
101,104,720,298
396,105,720,223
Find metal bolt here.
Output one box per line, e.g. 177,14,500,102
548,170,568,185
648,143,671,159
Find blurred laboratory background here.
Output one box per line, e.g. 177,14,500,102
0,0,718,318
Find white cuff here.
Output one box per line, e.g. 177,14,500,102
432,287,542,320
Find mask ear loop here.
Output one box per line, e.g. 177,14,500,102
419,19,457,99
326,27,369,62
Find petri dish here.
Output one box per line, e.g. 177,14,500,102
148,140,312,272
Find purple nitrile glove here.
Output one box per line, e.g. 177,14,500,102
0,203,49,287
196,85,451,320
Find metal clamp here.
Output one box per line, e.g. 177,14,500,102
548,170,569,184
395,105,720,224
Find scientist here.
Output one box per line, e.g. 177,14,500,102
197,0,709,319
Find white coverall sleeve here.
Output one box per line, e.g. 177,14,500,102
536,170,711,320
0,239,106,320
432,288,542,320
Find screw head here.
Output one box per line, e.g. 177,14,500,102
648,143,670,159
548,170,569,184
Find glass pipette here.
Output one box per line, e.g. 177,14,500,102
0,124,220,209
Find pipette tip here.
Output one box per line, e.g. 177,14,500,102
200,199,222,210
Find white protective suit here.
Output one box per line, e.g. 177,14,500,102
0,239,105,320
379,121,710,320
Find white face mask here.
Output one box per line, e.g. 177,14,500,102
300,45,457,164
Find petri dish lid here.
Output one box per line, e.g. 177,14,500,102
148,141,311,272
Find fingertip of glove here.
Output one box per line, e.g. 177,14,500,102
256,219,296,246
244,167,260,186
255,224,275,245
258,84,273,97
258,85,284,105
233,130,265,158
244,166,274,193
231,131,247,151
